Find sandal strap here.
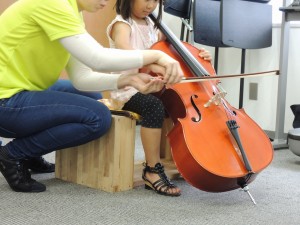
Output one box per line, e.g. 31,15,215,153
142,162,178,196
152,178,173,193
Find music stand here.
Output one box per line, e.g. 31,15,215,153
163,0,192,19
193,0,227,48
164,0,192,41
193,0,228,72
220,0,272,108
221,0,272,49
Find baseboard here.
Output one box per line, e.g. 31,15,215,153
264,130,288,141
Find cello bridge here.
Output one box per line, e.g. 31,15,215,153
204,90,227,108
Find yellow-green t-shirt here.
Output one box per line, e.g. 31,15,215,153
0,0,86,99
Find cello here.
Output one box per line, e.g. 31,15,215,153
149,14,274,204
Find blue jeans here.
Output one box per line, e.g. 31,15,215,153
0,80,111,159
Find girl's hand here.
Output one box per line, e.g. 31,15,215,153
118,73,165,94
131,73,165,94
199,48,212,61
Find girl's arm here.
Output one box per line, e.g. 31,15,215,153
109,22,183,83
110,21,134,50
110,21,166,48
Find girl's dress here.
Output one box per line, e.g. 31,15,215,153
106,15,159,109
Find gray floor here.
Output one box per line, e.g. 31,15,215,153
0,129,299,225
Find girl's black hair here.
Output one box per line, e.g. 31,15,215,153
115,0,163,28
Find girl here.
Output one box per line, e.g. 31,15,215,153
0,0,183,193
107,0,212,197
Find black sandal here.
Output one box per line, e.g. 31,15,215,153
142,162,181,197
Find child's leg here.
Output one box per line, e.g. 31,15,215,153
140,127,161,166
122,93,164,165
122,93,181,196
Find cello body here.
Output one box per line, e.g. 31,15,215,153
151,41,274,192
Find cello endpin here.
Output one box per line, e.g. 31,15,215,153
242,185,257,205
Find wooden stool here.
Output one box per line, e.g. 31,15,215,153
55,115,136,192
55,114,180,192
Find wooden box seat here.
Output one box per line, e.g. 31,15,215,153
55,112,180,193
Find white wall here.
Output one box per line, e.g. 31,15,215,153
161,1,299,134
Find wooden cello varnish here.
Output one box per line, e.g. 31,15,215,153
150,14,273,200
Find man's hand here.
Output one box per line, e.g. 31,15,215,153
155,52,183,84
142,50,184,84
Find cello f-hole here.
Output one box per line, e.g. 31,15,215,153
191,95,201,122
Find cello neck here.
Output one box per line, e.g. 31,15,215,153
149,13,209,77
